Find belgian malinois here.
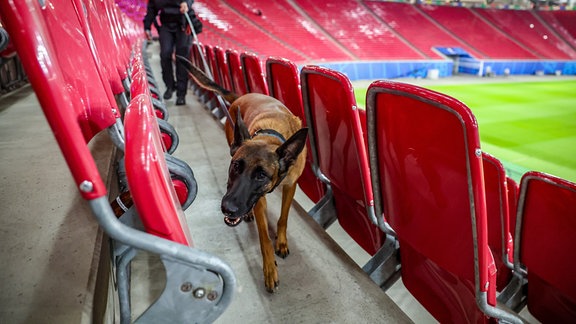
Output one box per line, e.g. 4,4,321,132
178,56,308,293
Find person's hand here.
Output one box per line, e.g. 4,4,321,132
179,2,188,13
145,29,152,40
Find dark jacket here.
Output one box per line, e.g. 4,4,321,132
143,0,194,30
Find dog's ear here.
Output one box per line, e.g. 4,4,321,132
276,127,308,176
230,107,251,156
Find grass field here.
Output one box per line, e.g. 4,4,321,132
354,79,576,182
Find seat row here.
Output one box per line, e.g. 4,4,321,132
189,42,576,323
0,0,236,322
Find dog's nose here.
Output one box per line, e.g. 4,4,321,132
221,200,238,217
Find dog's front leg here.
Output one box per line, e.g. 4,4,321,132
254,196,278,293
276,182,297,258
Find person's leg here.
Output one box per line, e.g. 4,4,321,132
158,26,176,99
174,31,192,104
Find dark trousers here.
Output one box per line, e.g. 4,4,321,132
158,23,192,98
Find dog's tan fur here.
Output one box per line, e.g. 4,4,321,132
178,56,307,292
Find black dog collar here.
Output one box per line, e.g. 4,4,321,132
252,129,286,143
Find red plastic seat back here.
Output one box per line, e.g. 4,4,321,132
205,45,221,85
77,0,127,95
516,171,576,322
40,0,120,140
241,52,268,95
190,43,215,101
191,43,202,69
192,43,207,73
266,57,324,203
105,0,133,70
366,80,496,323
214,46,233,90
125,65,192,246
0,0,109,200
482,152,513,291
301,65,383,255
266,57,304,120
226,49,247,95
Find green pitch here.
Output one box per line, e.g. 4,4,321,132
354,79,576,182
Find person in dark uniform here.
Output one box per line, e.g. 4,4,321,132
144,0,199,105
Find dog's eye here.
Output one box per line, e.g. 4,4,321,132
231,160,243,174
254,169,269,182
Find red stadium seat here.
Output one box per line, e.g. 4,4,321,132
129,48,169,120
201,44,230,121
205,44,221,85
186,44,230,124
203,44,223,113
126,69,191,245
482,152,513,291
513,171,576,322
266,57,325,203
265,57,304,121
1,0,112,198
366,80,525,323
226,49,247,95
130,52,180,153
76,0,131,97
240,52,268,95
24,0,121,143
214,46,233,91
191,42,202,69
190,43,216,107
300,65,385,255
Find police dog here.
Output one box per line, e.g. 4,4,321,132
178,56,307,293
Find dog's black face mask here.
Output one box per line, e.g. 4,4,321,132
221,143,277,226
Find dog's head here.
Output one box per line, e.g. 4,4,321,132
221,112,307,226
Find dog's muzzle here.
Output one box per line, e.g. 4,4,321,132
223,215,242,227
221,196,249,227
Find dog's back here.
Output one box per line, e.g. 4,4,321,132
224,93,302,146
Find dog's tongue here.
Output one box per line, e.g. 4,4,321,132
224,216,242,227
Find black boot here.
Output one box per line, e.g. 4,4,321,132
163,87,174,100
176,96,186,105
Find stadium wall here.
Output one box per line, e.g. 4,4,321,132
314,60,453,81
459,58,576,76
313,59,576,81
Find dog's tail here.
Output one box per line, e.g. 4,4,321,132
176,55,239,104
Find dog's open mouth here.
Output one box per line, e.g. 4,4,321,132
223,215,243,227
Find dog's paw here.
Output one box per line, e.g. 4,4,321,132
243,211,254,223
263,261,279,293
275,241,290,259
